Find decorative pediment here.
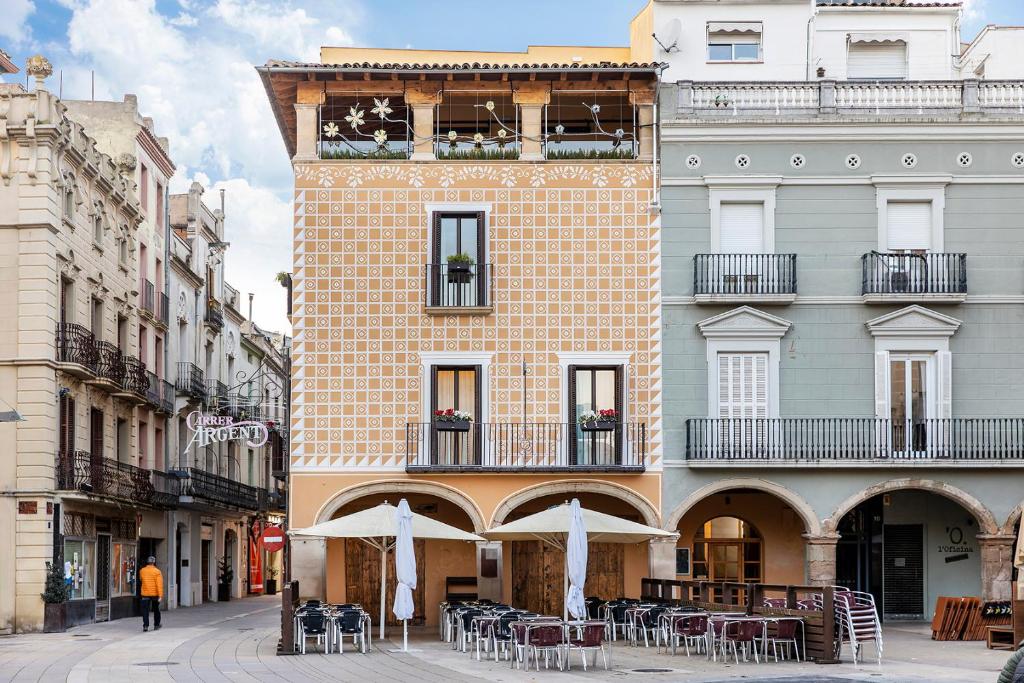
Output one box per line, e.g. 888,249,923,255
698,306,792,339
866,305,961,338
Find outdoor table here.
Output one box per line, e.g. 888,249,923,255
656,610,709,652
509,620,567,671
708,615,771,662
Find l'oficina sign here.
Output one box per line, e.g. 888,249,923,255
183,411,269,455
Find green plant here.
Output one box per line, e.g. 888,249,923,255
435,147,520,161
543,148,636,161
318,147,409,160
275,272,291,287
446,252,475,265
217,555,233,586
42,560,68,604
265,566,280,579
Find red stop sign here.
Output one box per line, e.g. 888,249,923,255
262,525,285,553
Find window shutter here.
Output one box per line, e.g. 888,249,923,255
59,395,75,455
567,365,578,426
717,353,768,419
874,352,889,418
937,351,952,419
848,42,907,80
719,203,764,253
886,202,932,251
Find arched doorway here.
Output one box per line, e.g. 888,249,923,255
223,529,238,601
499,490,653,617
323,491,478,628
672,488,810,588
832,488,988,620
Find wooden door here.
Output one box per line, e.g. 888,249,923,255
512,541,624,616
344,538,426,626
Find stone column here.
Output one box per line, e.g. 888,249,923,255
406,85,441,161
513,85,551,161
649,535,680,581
289,537,326,600
629,89,656,162
293,104,319,161
978,533,1015,601
804,533,840,587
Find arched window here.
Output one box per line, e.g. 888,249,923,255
692,516,762,583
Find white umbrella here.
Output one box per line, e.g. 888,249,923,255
565,499,588,620
290,501,484,640
392,499,416,651
484,501,673,620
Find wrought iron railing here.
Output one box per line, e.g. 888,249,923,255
693,254,797,296
144,370,161,407
55,323,97,370
861,252,967,296
94,341,126,386
55,450,155,504
425,263,491,307
174,467,263,510
405,422,646,471
157,292,169,325
122,355,149,395
141,280,155,314
685,418,1024,460
150,469,181,508
205,302,224,330
206,379,229,410
176,361,206,401
160,378,174,413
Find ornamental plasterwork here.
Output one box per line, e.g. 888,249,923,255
295,163,652,190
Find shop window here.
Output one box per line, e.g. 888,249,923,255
693,516,762,583
111,541,138,597
64,538,96,599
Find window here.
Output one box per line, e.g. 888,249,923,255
59,393,76,456
568,365,623,465
63,184,76,221
886,201,931,252
140,164,149,216
889,353,934,453
707,22,762,62
91,297,103,341
154,425,164,471
60,278,74,325
90,407,104,459
116,418,129,464
138,419,148,468
709,185,776,253
111,541,137,597
848,41,907,80
117,315,128,353
875,184,945,253
430,365,481,465
693,517,761,583
155,181,164,232
93,213,103,245
64,539,96,599
247,448,255,486
720,203,765,253
118,235,129,265
718,353,768,420
430,212,486,307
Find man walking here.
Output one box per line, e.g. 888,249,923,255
139,556,163,632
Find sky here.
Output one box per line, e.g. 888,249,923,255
2,0,1023,334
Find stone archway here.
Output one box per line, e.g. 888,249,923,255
664,478,821,537
490,479,660,528
1000,503,1023,536
823,478,999,535
313,478,487,532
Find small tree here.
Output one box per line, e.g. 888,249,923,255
217,555,233,587
42,560,68,604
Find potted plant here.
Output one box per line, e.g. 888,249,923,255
434,408,472,433
446,253,475,284
42,560,69,633
578,409,618,432
265,566,279,596
217,555,233,602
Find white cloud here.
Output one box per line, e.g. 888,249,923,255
0,0,36,45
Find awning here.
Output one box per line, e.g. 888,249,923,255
708,22,763,34
848,32,909,44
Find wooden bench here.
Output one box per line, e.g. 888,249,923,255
987,625,1015,650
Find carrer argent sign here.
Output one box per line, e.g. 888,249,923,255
182,411,269,456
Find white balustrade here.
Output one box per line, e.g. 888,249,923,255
979,82,1024,111
691,83,818,115
835,82,962,112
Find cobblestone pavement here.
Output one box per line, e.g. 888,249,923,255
0,596,1011,682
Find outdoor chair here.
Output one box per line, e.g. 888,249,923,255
335,609,367,653
455,608,483,652
585,597,605,620
298,611,329,654
766,618,802,662
491,612,524,661
526,623,565,671
441,602,464,642
763,598,787,608
603,602,630,641
672,614,708,656
721,620,766,664
563,621,609,671
633,606,666,647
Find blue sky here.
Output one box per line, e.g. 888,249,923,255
2,0,1022,331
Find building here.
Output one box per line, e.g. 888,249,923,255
641,0,1024,619
259,44,666,623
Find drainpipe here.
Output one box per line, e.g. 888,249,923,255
651,65,664,213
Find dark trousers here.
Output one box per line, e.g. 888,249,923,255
141,597,161,629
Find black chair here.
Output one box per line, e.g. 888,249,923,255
336,603,359,610
491,611,525,661
585,597,606,620
456,608,483,651
298,611,328,654
605,602,630,641
303,599,322,608
336,609,366,653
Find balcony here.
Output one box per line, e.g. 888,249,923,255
684,418,1024,464
144,371,174,414
405,422,647,473
150,469,182,508
271,431,287,479
141,280,155,316
176,362,206,402
174,467,263,511
156,292,170,326
90,341,126,390
266,489,287,514
693,254,797,304
205,379,229,411
114,355,149,402
424,263,492,314
676,80,1024,118
861,252,967,302
55,323,98,378
56,450,157,505
204,301,224,331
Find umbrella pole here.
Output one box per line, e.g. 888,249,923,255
380,540,387,641
563,552,569,622
403,619,408,652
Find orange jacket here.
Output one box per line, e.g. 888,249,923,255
139,564,163,600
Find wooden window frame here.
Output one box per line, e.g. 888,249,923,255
430,211,486,307
567,364,624,466
429,364,483,466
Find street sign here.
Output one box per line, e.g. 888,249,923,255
263,525,285,553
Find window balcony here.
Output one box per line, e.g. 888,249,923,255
685,417,1024,464
156,291,169,327
91,340,126,390
205,379,230,411
424,263,492,314
55,323,98,378
144,371,174,414
404,422,646,473
140,279,155,316
861,252,967,302
176,361,206,402
150,469,182,508
173,467,263,511
693,254,797,304
204,301,224,331
117,355,149,402
56,450,158,506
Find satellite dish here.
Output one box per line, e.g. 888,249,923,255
653,18,682,54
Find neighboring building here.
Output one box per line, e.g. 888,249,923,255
0,60,149,632
643,0,1024,620
260,45,666,622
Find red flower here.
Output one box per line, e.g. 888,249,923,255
445,408,455,416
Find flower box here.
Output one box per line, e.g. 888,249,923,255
43,602,67,633
580,420,617,433
446,262,474,285
435,419,471,433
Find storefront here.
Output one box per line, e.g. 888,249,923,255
61,509,139,626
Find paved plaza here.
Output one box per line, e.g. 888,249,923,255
0,595,1012,682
